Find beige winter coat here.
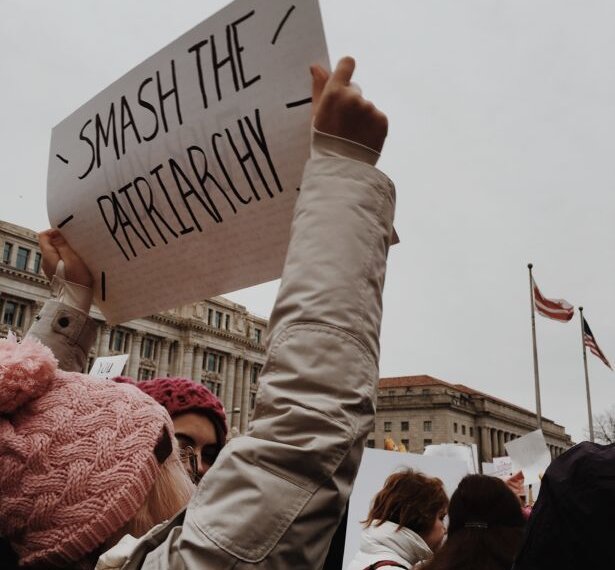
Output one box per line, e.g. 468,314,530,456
29,156,396,569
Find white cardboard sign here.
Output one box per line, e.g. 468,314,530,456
342,448,470,569
89,354,129,380
492,455,514,479
47,0,329,324
424,443,479,474
504,429,551,485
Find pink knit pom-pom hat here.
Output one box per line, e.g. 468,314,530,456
0,336,174,568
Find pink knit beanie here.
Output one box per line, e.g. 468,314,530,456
0,336,174,568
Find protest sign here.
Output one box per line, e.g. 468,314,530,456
424,442,479,474
89,354,129,379
342,448,469,569
492,455,514,479
47,0,329,324
504,429,551,485
482,461,496,475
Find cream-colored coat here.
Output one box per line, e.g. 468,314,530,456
31,156,395,569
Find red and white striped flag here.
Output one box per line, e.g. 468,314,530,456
532,279,574,322
583,317,612,370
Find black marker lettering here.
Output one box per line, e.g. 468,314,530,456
211,132,251,205
231,10,261,89
188,39,210,110
97,195,130,260
78,119,95,180
210,28,239,101
133,176,178,244
117,182,155,247
138,77,160,141
150,164,194,235
95,103,120,168
244,108,283,193
156,59,183,133
120,96,142,155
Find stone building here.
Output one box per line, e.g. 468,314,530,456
370,375,573,463
0,220,267,433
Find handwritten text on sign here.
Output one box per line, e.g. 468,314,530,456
48,0,328,324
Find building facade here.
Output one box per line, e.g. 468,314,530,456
0,220,267,433
370,375,573,464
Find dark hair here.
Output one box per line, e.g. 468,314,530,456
363,469,448,534
423,474,525,570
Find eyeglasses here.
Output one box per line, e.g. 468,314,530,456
178,444,221,483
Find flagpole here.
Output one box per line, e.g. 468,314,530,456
528,263,543,430
578,306,594,442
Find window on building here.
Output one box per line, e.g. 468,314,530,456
207,380,216,392
33,252,42,274
401,438,409,448
254,327,262,344
215,311,223,328
2,300,26,328
204,352,222,373
138,367,155,380
470,427,474,437
366,439,375,448
225,314,230,330
15,247,30,271
454,422,458,433
384,421,392,432
462,425,466,435
250,392,256,410
141,337,156,360
2,242,12,264
423,438,432,448
423,420,432,432
401,421,409,431
110,329,126,352
388,390,395,396
207,308,213,326
422,388,430,395
250,365,261,385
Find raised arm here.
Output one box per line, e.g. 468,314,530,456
134,57,395,570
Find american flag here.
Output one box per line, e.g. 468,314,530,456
583,317,612,370
532,279,574,322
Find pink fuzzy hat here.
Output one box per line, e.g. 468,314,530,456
0,336,174,568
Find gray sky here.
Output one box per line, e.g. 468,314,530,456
2,0,614,443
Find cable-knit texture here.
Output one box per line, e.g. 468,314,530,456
0,336,173,568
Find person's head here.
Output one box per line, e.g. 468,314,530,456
515,441,615,570
363,469,449,551
114,376,227,482
423,474,525,570
0,336,194,568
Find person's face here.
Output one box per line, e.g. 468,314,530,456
173,412,220,483
420,508,448,552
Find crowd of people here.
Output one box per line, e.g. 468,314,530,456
0,54,612,570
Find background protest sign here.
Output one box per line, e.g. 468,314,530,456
342,448,470,568
505,429,551,485
47,0,329,324
89,354,129,380
424,442,479,474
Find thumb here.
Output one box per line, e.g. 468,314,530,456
310,64,328,117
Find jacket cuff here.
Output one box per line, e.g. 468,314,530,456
27,300,98,372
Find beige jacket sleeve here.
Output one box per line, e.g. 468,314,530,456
26,300,97,372
134,156,395,569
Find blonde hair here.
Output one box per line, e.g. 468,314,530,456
124,452,195,538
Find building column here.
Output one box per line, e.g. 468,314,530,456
128,332,143,379
498,430,505,456
491,428,498,458
182,344,194,379
99,325,112,356
192,346,203,383
479,426,492,464
232,358,244,430
240,360,251,433
158,339,171,377
224,355,237,415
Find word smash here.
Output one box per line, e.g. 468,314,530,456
76,11,285,261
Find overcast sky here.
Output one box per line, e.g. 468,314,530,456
2,0,615,443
